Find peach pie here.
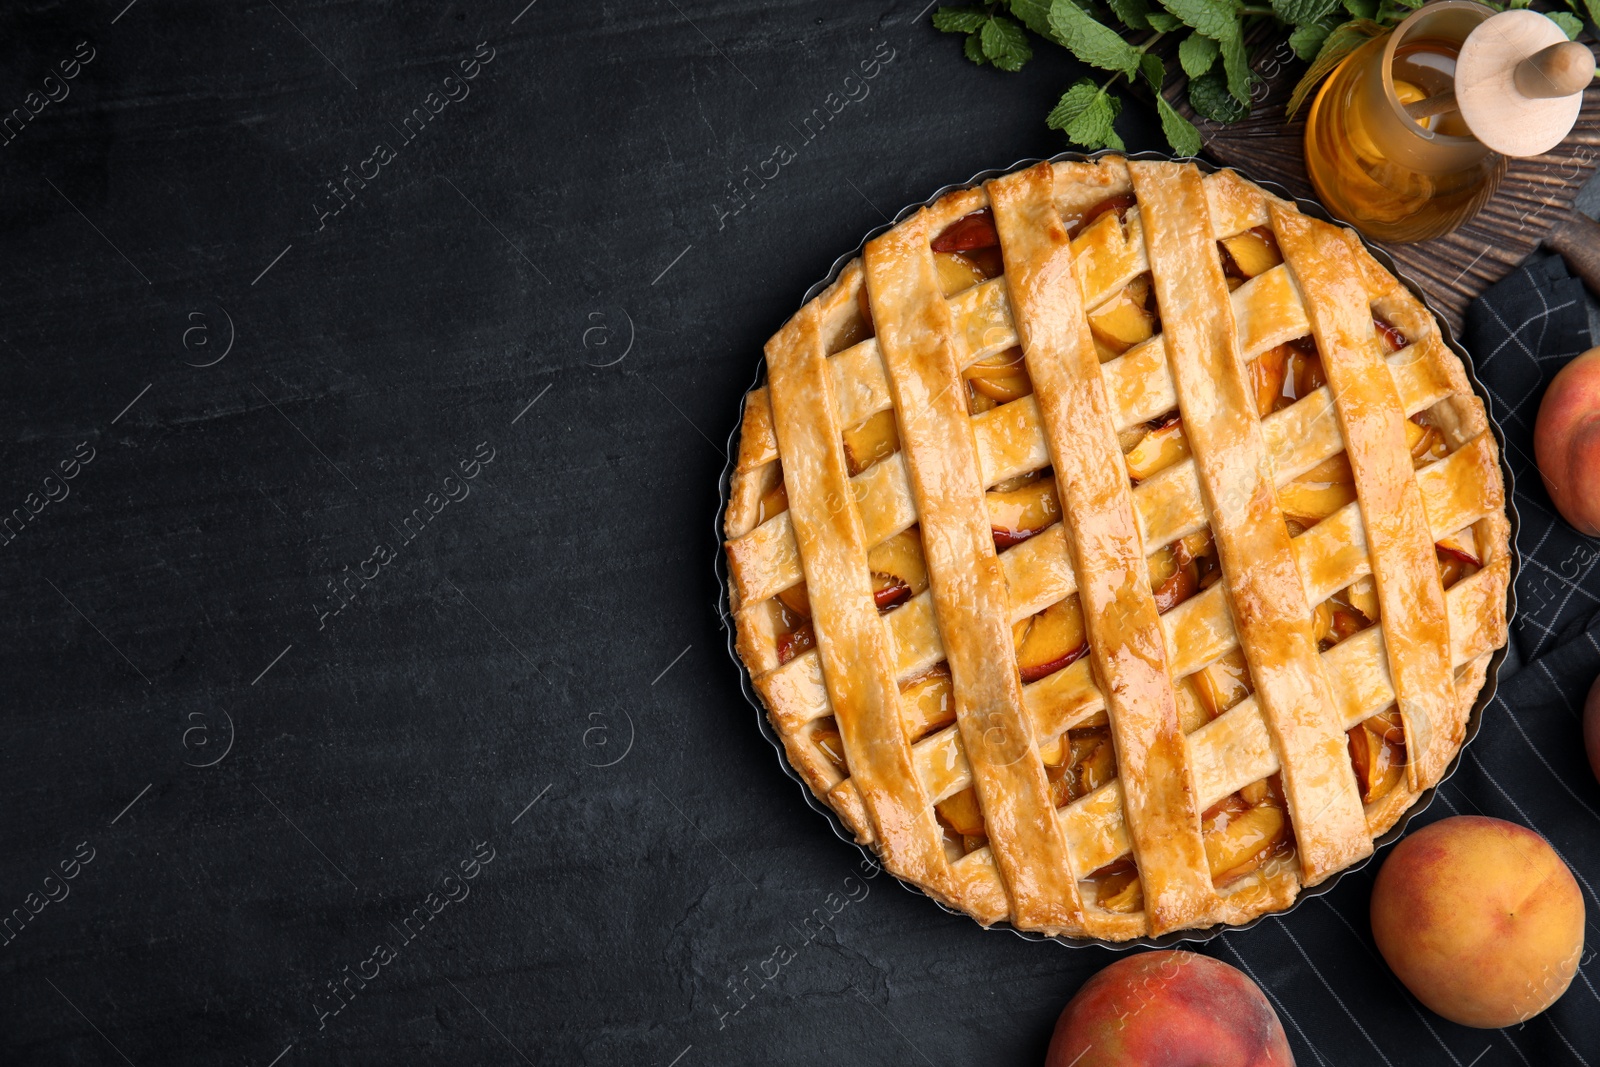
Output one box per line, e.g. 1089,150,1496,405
721,157,1510,941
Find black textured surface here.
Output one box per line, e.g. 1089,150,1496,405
2,2,1597,1066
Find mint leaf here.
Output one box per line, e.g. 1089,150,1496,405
1179,32,1220,77
1188,68,1249,122
1006,0,1060,39
934,6,990,32
1157,94,1204,155
981,14,1034,70
1046,77,1126,150
1219,30,1255,104
1288,19,1332,59
1048,0,1142,74
1104,0,1151,30
1582,0,1600,31
1147,11,1184,29
1137,52,1202,156
1548,9,1583,36
1342,0,1377,16
1271,0,1339,23
964,31,988,64
1161,0,1241,41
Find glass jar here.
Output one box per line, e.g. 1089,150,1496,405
1303,1,1507,243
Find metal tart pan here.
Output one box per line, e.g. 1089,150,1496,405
713,149,1520,950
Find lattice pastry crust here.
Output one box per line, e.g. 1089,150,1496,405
723,157,1509,941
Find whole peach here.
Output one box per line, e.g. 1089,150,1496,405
1534,346,1600,536
1045,950,1293,1067
1371,815,1584,1028
1585,672,1600,784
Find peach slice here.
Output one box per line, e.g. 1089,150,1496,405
1149,531,1213,614
867,527,928,611
935,784,985,837
1349,708,1406,804
1204,792,1289,886
1048,728,1118,809
1092,860,1144,913
1250,344,1290,416
966,346,1032,402
776,623,814,665
776,581,811,619
935,251,987,297
1277,470,1358,527
931,208,999,253
1346,576,1380,622
1373,314,1408,354
856,285,874,334
1192,648,1253,722
1220,226,1283,279
812,718,847,771
1092,336,1126,365
1437,544,1479,589
1125,415,1189,482
842,408,900,476
1406,414,1450,468
988,475,1061,548
1088,277,1156,355
1436,528,1479,566
757,477,789,524
1016,594,1088,683
1311,597,1369,650
901,667,955,740
1075,193,1137,237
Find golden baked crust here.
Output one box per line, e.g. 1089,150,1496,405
723,156,1511,941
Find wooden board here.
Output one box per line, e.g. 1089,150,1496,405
1163,37,1600,332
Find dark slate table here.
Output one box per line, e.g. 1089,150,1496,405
1,3,1591,1066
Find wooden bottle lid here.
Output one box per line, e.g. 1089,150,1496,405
1455,9,1594,157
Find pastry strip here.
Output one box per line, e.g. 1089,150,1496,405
990,162,1214,934
1130,161,1370,885
1272,205,1457,791
864,206,1082,931
762,298,957,899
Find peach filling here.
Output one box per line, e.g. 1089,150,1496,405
1123,411,1189,483
1086,858,1143,912
967,346,1032,409
1070,193,1136,238
1437,529,1480,589
757,475,789,524
832,286,876,352
931,207,999,255
1349,705,1406,805
936,784,989,855
1041,723,1116,808
1204,775,1292,887
987,471,1061,548
1013,594,1087,683
1218,225,1283,289
771,528,929,664
1089,273,1158,361
842,408,900,476
1149,530,1221,614
1185,648,1254,728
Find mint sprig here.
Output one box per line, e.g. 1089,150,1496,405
931,0,1594,155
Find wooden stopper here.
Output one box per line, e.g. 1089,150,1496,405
1513,40,1595,99
1455,10,1592,157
